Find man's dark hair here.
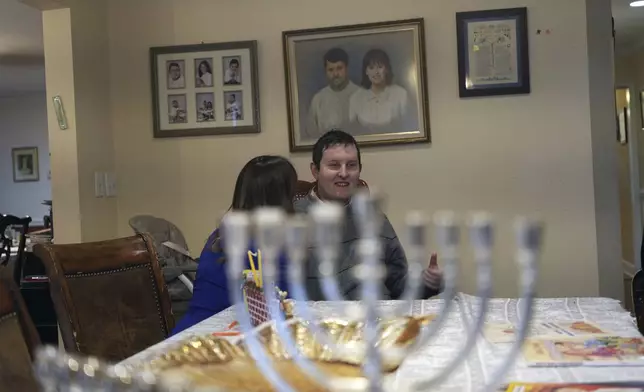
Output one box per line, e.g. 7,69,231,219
323,48,349,67
229,58,239,67
168,62,180,71
312,130,362,170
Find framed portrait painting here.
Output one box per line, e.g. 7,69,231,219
283,19,430,151
12,147,39,182
456,7,530,98
150,41,260,138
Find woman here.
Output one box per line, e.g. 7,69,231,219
172,155,297,335
349,48,409,128
196,60,213,87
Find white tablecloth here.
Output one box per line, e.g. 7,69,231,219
121,295,644,391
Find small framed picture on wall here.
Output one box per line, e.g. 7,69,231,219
150,41,260,138
12,147,39,182
455,7,530,98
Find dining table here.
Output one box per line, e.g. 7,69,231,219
120,294,644,391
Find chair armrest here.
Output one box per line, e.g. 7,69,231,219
163,267,184,281
177,274,194,293
163,264,198,281
162,241,195,260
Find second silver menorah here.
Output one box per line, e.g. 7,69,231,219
218,190,544,392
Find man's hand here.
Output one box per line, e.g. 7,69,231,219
422,253,444,290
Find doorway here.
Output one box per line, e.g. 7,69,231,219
615,87,642,312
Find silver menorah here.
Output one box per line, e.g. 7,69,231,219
33,190,544,392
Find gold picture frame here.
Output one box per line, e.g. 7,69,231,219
283,19,430,151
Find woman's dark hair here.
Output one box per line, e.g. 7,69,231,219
230,155,297,213
198,60,212,77
360,49,393,89
210,155,298,254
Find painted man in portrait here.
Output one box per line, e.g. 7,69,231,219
305,48,358,140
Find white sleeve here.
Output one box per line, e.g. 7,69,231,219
399,86,409,117
349,91,358,123
306,94,320,138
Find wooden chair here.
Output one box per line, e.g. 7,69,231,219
128,215,198,322
0,268,40,391
294,179,369,201
33,234,174,362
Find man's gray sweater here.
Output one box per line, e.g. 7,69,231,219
294,195,439,301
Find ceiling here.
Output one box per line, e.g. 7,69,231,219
613,0,644,56
0,0,44,97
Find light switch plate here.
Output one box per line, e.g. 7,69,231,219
105,172,117,197
94,172,105,198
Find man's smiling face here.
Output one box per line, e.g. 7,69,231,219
312,144,360,202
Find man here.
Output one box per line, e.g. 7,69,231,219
294,130,443,300
167,62,185,89
224,58,241,85
306,48,359,140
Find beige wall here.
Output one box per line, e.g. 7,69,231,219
100,0,619,298
69,0,117,242
586,0,622,300
37,0,621,298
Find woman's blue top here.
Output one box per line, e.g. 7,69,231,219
171,229,290,335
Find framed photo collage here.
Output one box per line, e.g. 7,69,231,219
150,41,260,138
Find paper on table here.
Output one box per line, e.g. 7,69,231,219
537,320,612,338
483,323,517,343
505,382,644,391
482,320,613,344
523,336,644,367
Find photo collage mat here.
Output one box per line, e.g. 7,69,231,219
157,49,252,131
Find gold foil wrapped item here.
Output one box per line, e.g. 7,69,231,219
144,315,435,391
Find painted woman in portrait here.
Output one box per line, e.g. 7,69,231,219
349,48,409,130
